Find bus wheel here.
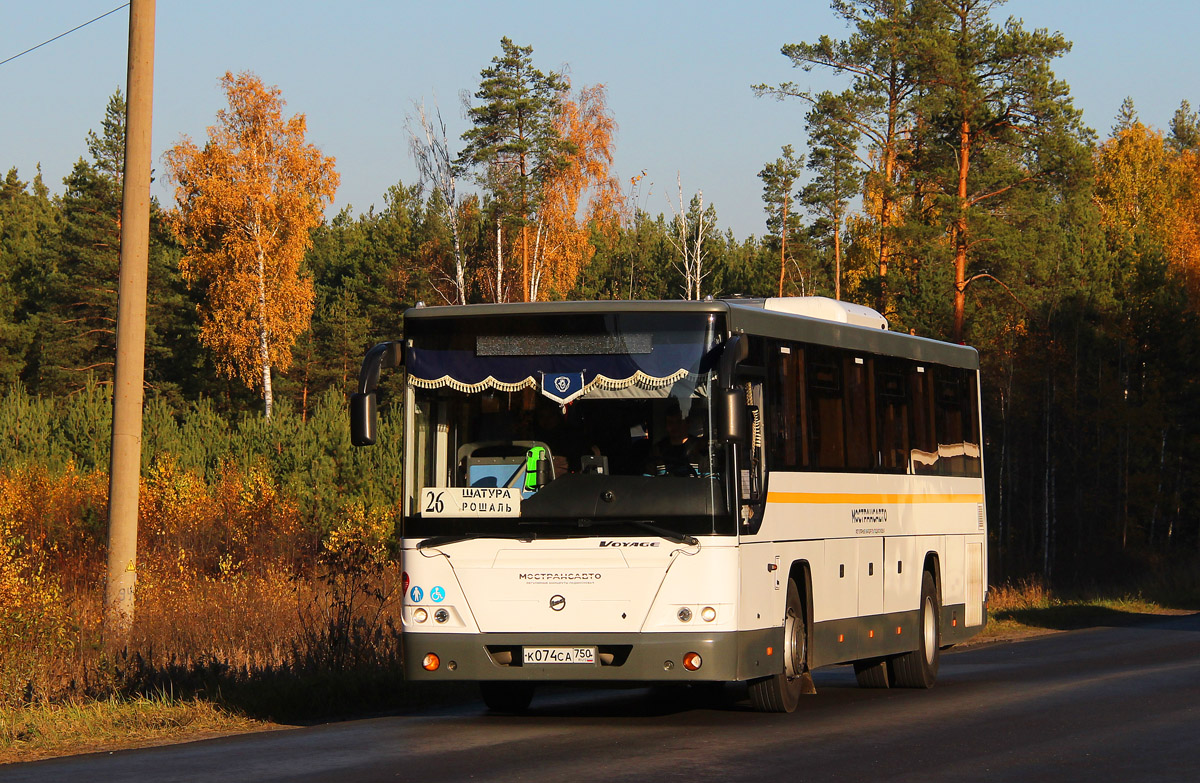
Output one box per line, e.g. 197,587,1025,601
892,571,940,688
480,681,535,713
853,658,891,688
749,579,806,713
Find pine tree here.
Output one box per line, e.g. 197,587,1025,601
802,96,862,301
458,37,573,302
758,145,804,297
908,0,1085,341
755,0,919,307
1168,100,1200,153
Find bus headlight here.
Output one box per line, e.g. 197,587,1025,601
413,608,428,623
677,607,693,622
434,608,449,624
701,606,717,622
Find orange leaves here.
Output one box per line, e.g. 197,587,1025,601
1168,149,1200,303
533,84,624,300
164,72,339,395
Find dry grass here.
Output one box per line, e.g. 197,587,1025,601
980,574,1198,641
0,693,269,765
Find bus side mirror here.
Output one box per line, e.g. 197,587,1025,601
350,392,377,447
350,341,404,448
716,388,748,444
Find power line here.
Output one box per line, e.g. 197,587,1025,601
0,3,130,69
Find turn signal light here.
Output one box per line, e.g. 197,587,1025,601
683,652,703,671
422,653,440,671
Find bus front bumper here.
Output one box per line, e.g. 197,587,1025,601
403,629,783,682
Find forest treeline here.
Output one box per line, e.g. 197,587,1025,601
4,0,1200,596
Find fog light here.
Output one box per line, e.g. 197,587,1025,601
701,606,716,622
413,608,428,624
683,652,703,671
677,607,693,622
422,653,440,671
434,608,449,624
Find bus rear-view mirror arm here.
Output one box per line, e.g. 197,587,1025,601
716,334,749,444
350,341,404,447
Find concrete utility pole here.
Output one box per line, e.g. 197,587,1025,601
104,0,155,640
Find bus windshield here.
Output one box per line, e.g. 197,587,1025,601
403,312,733,539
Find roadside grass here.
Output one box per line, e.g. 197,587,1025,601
0,692,266,765
979,569,1200,641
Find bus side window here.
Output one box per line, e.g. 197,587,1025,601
768,342,802,471
843,355,874,471
807,349,845,470
909,364,937,474
934,367,982,477
876,364,910,472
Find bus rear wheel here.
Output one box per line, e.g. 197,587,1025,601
891,571,940,688
480,681,535,713
749,579,806,713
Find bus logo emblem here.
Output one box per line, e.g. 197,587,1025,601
541,372,585,404
549,595,566,611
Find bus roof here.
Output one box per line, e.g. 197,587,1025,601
403,299,978,370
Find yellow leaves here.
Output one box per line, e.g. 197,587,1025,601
164,71,339,391
322,502,394,571
1094,122,1175,258
1094,122,1200,312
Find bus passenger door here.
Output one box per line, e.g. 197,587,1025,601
858,538,884,617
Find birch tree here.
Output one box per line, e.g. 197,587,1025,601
408,100,467,305
668,177,713,300
165,71,338,418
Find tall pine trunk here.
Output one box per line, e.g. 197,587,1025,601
953,117,971,343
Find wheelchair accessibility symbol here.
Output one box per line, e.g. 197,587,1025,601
430,586,445,603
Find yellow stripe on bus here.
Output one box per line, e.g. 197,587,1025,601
766,492,984,505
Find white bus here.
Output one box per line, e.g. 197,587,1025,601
350,297,987,713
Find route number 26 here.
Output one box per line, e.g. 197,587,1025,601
424,490,445,514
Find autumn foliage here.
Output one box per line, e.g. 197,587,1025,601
165,72,338,417
533,85,623,300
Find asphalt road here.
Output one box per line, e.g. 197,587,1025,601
4,612,1198,783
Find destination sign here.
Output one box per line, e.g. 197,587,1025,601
421,487,521,518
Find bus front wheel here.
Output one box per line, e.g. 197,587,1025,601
891,570,940,688
749,579,806,713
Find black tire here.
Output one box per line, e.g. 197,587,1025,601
749,579,807,713
891,570,940,688
853,658,891,688
480,681,535,713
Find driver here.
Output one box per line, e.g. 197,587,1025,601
648,404,709,477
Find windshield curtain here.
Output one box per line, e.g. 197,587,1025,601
403,312,733,539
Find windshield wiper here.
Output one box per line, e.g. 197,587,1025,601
520,518,699,547
416,531,537,550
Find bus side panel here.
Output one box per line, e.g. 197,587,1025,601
857,538,884,617
943,534,966,608
883,537,921,614
820,538,859,622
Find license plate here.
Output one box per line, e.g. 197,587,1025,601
522,646,596,664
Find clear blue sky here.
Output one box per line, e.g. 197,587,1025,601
2,0,1198,240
